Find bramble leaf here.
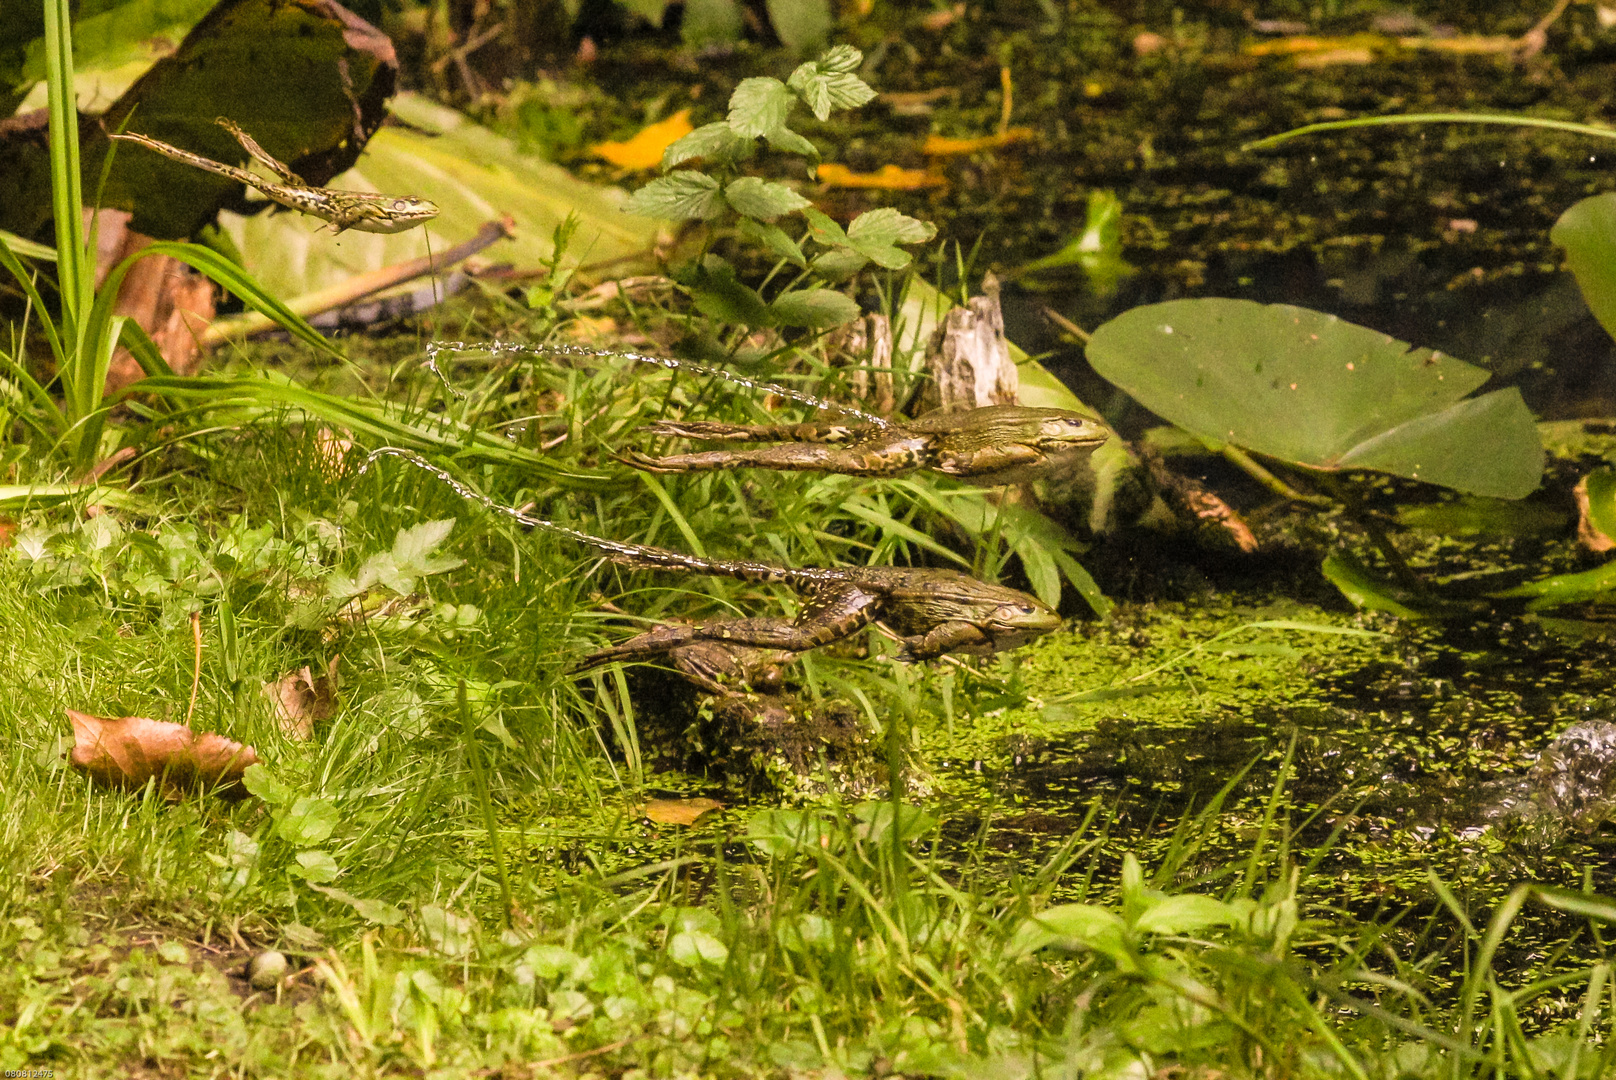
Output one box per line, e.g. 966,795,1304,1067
662,120,757,170
737,218,807,267
623,171,726,221
787,47,876,121
724,176,811,221
728,77,796,138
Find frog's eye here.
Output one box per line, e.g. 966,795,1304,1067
393,199,408,210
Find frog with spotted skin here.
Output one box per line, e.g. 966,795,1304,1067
621,404,1111,485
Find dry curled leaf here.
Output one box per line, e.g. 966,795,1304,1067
67,709,258,798
921,128,1034,156
642,798,722,826
262,657,341,740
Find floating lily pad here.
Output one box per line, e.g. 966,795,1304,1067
1552,193,1616,343
1085,298,1544,499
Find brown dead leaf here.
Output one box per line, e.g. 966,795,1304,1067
0,521,15,550
67,709,258,798
314,429,355,480
262,658,341,740
642,798,722,826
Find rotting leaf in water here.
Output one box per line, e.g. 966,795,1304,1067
66,709,258,798
1576,468,1616,553
643,798,723,826
590,109,694,170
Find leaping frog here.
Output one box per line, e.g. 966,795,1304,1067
621,404,1111,485
110,117,438,234
362,449,1063,665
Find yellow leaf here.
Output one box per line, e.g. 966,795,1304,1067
590,109,695,171
816,163,946,191
642,797,723,826
922,127,1035,157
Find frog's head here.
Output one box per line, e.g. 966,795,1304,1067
1032,413,1111,452
984,593,1063,651
366,196,441,233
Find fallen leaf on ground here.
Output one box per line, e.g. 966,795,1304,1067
262,658,340,739
67,709,258,797
591,109,694,170
1243,34,1394,56
0,521,14,549
643,798,723,826
922,128,1035,156
816,163,946,191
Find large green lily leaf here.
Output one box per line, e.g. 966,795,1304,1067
220,94,665,300
1085,298,1544,499
1551,193,1616,343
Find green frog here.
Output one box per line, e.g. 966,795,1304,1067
621,404,1112,485
110,117,438,235
362,448,1063,664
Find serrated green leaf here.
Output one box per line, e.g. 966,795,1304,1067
728,77,796,139
848,207,936,247
770,288,860,329
391,519,462,577
787,57,877,121
737,217,806,267
662,120,756,170
810,248,869,279
623,171,726,221
815,44,863,74
764,125,819,161
802,207,849,246
724,176,811,221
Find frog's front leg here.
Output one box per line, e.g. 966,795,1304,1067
933,442,1045,479
621,435,933,477
892,621,994,661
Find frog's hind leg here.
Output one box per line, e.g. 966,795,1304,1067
215,117,305,185
647,420,865,444
619,439,921,476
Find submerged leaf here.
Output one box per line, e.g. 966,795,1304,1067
67,709,258,797
643,797,722,825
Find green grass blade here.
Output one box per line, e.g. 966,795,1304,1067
1245,112,1616,151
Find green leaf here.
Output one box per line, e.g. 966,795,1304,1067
728,77,796,139
764,125,820,162
810,248,869,279
1321,552,1465,619
391,519,463,578
767,0,834,56
1396,496,1569,538
1012,903,1132,964
769,288,860,329
291,850,341,883
686,261,772,326
662,120,756,170
724,176,810,221
1552,193,1616,342
241,763,296,806
1133,894,1241,935
623,170,726,221
275,796,339,847
668,929,729,967
1085,299,1544,499
802,207,849,246
736,217,806,267
844,208,936,269
310,885,405,926
746,809,833,856
680,0,743,47
786,46,876,120
1492,560,1616,609
1587,468,1616,541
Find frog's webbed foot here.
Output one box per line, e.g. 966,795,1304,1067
575,623,703,672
